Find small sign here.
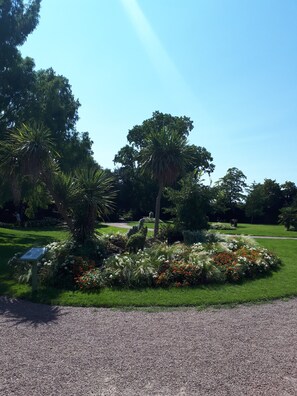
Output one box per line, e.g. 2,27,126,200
20,247,47,262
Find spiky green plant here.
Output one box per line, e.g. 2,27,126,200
139,127,196,237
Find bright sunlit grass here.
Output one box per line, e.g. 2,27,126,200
0,226,296,308
212,223,297,238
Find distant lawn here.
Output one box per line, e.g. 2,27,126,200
211,223,297,238
0,226,296,308
128,221,297,238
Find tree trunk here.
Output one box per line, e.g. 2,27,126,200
154,183,163,238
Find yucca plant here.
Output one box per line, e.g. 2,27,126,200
71,167,116,244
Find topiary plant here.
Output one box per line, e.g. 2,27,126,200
126,226,148,253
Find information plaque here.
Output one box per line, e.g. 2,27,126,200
20,247,47,292
20,247,47,262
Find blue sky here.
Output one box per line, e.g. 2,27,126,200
21,0,297,185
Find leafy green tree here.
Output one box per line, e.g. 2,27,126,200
165,173,211,230
0,0,41,55
281,181,297,207
113,145,158,219
213,167,247,219
262,179,283,224
114,111,214,222
139,127,196,237
127,110,194,149
245,182,266,223
279,206,297,230
0,1,95,171
245,179,284,224
0,0,41,133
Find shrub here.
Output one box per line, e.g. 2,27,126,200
102,250,158,288
8,253,32,283
75,268,103,291
8,233,281,292
126,227,148,253
210,222,236,231
158,223,183,244
25,217,61,228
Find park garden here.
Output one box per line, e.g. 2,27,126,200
1,0,297,308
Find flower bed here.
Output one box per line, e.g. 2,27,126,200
8,233,281,291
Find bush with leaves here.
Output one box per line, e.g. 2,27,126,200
210,222,236,231
8,233,281,291
75,268,104,292
102,250,158,288
126,226,148,253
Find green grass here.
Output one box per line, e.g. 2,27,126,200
0,225,296,308
96,223,128,234
211,223,297,238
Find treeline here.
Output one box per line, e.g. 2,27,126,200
113,162,297,227
1,1,296,231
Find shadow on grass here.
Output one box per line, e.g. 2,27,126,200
0,295,67,327
0,231,59,247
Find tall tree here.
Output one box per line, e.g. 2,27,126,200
262,179,283,224
127,110,194,149
281,181,297,207
245,182,266,223
139,127,196,237
0,0,41,65
114,111,214,221
0,0,41,133
213,167,247,219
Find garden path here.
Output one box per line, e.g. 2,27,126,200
1,296,296,395
105,222,297,240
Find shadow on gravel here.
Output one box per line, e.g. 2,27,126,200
0,297,66,327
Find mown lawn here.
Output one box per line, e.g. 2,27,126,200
0,226,296,308
212,223,297,238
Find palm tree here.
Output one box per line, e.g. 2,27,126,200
0,123,75,230
1,124,116,242
71,167,116,243
0,122,59,215
139,127,196,238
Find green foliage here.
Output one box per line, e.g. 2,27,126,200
139,126,198,237
213,167,247,218
165,173,211,230
102,250,158,288
279,206,297,231
126,225,139,238
127,110,194,149
126,226,148,253
1,226,296,307
182,230,208,245
75,269,104,292
158,223,184,244
245,182,266,222
25,217,61,228
245,179,284,224
210,222,236,231
114,111,214,235
0,0,41,132
0,0,41,51
71,167,116,243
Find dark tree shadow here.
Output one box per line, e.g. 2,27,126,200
0,296,67,327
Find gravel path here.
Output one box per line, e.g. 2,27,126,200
1,297,297,395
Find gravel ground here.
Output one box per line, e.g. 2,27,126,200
1,297,297,396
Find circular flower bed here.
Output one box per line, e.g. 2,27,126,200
8,233,281,291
